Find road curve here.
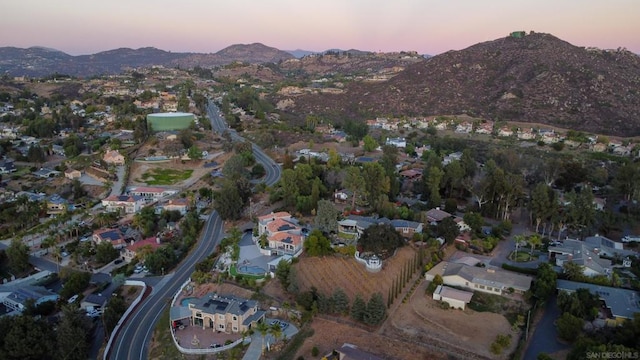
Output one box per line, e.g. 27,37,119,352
108,102,281,360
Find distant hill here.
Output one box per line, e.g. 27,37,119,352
0,43,294,77
285,32,640,137
286,49,317,58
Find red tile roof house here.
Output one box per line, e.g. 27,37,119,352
156,197,189,215
93,228,127,249
121,237,162,263
257,212,305,256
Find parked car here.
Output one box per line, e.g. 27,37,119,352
209,343,221,348
114,259,123,265
68,294,79,304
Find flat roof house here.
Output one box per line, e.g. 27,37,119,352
433,285,474,310
548,239,613,277
102,194,145,214
0,285,60,313
127,186,177,203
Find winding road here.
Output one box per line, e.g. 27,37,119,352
107,101,281,359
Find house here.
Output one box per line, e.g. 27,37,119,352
442,152,462,166
102,194,145,214
338,215,390,239
0,159,16,174
156,197,189,215
455,121,473,134
593,197,606,211
399,169,422,182
325,343,385,360
121,237,161,263
47,194,69,215
389,219,423,239
0,285,60,313
182,293,265,334
557,280,640,323
93,228,126,249
583,235,635,258
454,217,471,232
385,137,406,148
425,208,452,224
475,121,494,135
80,293,109,311
127,186,177,203
425,261,532,295
432,285,474,310
64,169,82,180
33,167,61,178
258,212,305,256
517,128,535,140
333,189,352,203
548,239,613,277
51,144,66,157
497,126,514,137
103,149,125,165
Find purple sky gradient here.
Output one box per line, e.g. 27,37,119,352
2,0,639,55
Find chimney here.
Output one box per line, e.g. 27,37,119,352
130,240,135,246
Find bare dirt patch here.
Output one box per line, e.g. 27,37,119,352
129,160,210,189
381,280,520,359
292,317,448,360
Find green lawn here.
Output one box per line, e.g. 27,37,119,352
139,168,193,185
509,251,534,262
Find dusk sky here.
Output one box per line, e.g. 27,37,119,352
2,0,639,55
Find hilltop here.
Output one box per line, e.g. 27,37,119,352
283,32,640,136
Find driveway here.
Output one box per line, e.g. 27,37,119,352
238,233,273,272
109,165,126,197
242,320,298,360
523,295,570,359
78,173,103,186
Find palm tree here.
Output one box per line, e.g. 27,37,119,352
528,234,542,255
513,234,526,260
256,321,269,355
41,237,56,255
51,246,62,272
269,323,282,344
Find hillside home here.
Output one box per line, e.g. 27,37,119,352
557,280,640,323
183,293,265,334
386,137,407,148
121,237,162,263
389,219,423,239
455,121,473,134
497,127,514,137
475,121,494,135
51,144,66,157
0,159,16,174
64,169,82,180
425,261,532,295
46,194,69,215
101,194,145,214
548,239,613,277
0,285,60,313
93,228,126,249
324,343,385,360
425,208,452,224
156,197,189,215
258,212,305,256
103,149,125,165
33,167,60,178
127,186,177,203
517,128,535,140
442,152,462,166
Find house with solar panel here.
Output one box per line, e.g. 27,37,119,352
257,212,305,256
0,285,60,313
93,228,127,249
183,293,265,333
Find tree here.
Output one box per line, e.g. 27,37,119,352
256,321,269,355
6,238,30,273
563,261,585,281
275,259,291,289
133,206,157,237
533,263,557,300
303,230,333,257
436,217,460,245
344,166,365,210
95,241,118,265
614,162,640,201
528,234,542,255
362,162,390,212
530,183,552,233
463,212,484,235
363,292,386,325
314,200,339,233
269,322,283,344
358,224,404,256
56,305,91,360
187,145,203,160
103,294,127,335
363,135,377,152
350,294,366,322
0,314,56,360
214,179,244,220
71,178,86,199
556,312,583,342
222,154,248,180
332,288,350,315
26,144,46,163
424,166,444,207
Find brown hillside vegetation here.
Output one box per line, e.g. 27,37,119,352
294,246,418,301
287,32,640,136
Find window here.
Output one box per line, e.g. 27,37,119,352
219,324,224,329
233,326,238,331
232,316,237,321
219,314,224,320
195,312,202,318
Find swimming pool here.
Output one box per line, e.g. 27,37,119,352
181,297,197,306
237,265,266,275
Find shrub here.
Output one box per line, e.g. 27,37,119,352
311,346,319,357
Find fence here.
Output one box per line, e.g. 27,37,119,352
103,280,147,360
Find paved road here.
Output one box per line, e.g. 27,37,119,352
109,102,282,360
523,295,570,360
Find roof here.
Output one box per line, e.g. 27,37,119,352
266,218,300,234
104,195,142,202
83,293,108,307
390,219,422,230
548,239,612,275
189,293,257,316
442,262,532,291
257,211,291,222
94,228,124,241
270,232,303,246
0,285,59,306
425,208,452,222
435,285,474,303
557,280,640,320
126,237,161,252
338,343,384,360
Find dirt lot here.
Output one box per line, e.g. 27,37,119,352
129,159,212,189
